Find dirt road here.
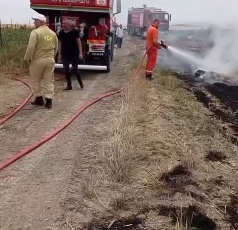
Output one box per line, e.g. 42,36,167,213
0,35,140,230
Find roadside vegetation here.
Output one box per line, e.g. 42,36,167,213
71,64,238,229
0,27,31,81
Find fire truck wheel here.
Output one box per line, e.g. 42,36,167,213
106,56,111,73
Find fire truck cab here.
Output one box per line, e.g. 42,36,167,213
30,0,121,72
127,7,171,39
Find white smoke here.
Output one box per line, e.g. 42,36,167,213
198,23,238,77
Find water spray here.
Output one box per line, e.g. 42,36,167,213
168,46,202,66
164,45,210,79
157,40,218,82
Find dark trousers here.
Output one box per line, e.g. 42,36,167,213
117,37,122,48
62,55,83,87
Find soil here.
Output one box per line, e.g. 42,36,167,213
0,36,139,230
158,205,217,230
205,150,227,162
0,79,30,118
159,33,238,145
156,32,238,229
160,164,194,187
88,217,143,230
180,75,238,145
226,195,238,230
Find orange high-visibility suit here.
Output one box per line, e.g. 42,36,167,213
145,25,160,76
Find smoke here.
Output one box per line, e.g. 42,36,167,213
157,0,238,81
159,24,238,82
158,30,207,74
198,24,238,77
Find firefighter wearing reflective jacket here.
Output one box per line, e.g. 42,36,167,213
24,14,58,109
145,19,164,81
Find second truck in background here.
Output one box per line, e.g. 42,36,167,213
127,6,171,39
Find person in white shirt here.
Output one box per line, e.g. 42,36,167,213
116,24,124,48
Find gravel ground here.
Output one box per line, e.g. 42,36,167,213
0,35,139,230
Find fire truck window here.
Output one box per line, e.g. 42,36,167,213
165,14,169,20
153,14,165,20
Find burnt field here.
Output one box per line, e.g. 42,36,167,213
83,32,238,230
159,28,238,144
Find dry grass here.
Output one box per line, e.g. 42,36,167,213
0,24,34,29
101,82,147,183
82,63,238,229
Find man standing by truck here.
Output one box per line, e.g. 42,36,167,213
58,20,84,91
116,24,124,48
24,14,58,109
145,19,167,81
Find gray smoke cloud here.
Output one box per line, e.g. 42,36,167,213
198,24,238,78
159,23,238,83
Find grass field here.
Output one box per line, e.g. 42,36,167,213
0,27,31,78
0,24,34,29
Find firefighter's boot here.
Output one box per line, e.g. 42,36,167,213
31,96,44,106
45,98,52,109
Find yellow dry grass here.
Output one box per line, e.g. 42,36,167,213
82,64,238,229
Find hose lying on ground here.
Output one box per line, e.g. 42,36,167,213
0,75,65,125
0,51,147,171
0,77,33,125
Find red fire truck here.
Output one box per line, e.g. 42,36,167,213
30,0,121,72
127,7,171,38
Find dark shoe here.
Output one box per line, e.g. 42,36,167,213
31,96,44,106
80,83,84,89
45,98,52,109
62,86,72,91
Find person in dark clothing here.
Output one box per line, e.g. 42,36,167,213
58,20,84,91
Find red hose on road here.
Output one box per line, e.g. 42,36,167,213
0,76,64,126
0,77,33,125
0,52,147,171
55,76,65,81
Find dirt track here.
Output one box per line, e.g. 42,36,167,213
0,35,139,230
0,79,30,118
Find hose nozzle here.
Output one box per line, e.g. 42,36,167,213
160,40,168,49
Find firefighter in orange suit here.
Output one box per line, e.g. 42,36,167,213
24,14,58,109
145,19,167,81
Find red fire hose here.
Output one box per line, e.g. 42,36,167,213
0,51,147,171
0,78,33,125
0,75,65,125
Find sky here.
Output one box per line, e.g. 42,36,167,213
0,0,238,25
